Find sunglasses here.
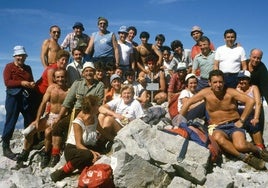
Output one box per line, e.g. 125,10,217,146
52,31,61,34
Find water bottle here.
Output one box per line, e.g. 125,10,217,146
22,124,36,137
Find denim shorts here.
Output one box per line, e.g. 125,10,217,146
215,122,245,138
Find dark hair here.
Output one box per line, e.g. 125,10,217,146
139,31,150,39
197,36,211,45
127,26,137,36
125,69,135,77
94,61,104,71
155,34,165,42
209,70,224,81
161,46,171,53
224,28,236,38
170,40,183,51
56,49,70,60
98,16,108,26
71,47,84,55
49,25,60,32
81,95,100,113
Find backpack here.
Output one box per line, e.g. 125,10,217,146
164,118,221,162
78,163,115,188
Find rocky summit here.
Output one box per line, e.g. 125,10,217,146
1,110,268,187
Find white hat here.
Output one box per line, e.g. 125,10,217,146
185,73,197,81
110,74,121,84
237,70,251,78
118,26,128,33
177,63,187,71
191,25,203,35
13,45,27,57
82,61,95,72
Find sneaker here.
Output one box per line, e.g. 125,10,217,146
48,154,60,167
3,147,17,161
243,154,266,170
17,150,30,163
50,169,66,182
40,152,50,169
259,149,268,162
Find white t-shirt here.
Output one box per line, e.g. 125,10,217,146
178,89,194,111
66,116,98,146
107,98,144,121
118,41,133,66
215,45,247,73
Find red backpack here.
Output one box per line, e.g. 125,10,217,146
78,163,115,188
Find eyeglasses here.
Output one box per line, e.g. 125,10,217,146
99,22,106,25
52,31,61,34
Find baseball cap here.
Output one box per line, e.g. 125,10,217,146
177,63,187,71
191,26,203,35
118,26,128,33
185,73,197,81
110,74,121,84
237,70,251,78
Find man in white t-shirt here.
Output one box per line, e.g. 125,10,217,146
214,28,247,88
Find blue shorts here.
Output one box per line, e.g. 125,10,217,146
215,122,245,138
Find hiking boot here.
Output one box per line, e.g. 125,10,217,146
259,149,268,162
40,152,50,169
243,154,266,170
50,169,67,182
17,149,30,163
48,154,60,167
3,147,17,161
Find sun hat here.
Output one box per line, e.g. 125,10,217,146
73,22,84,31
191,26,203,36
110,74,121,84
176,63,187,71
82,61,95,72
13,45,27,57
185,73,197,81
237,70,251,78
118,26,128,33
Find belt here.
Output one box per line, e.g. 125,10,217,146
200,77,208,80
218,119,238,126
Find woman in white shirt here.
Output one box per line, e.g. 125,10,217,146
50,95,101,182
177,73,205,120
98,85,144,140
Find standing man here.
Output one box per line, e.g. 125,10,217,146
246,48,268,133
190,25,215,60
66,47,84,87
214,29,247,88
117,26,135,73
192,36,215,91
61,22,90,61
180,70,268,170
41,25,61,68
85,17,119,69
2,46,35,160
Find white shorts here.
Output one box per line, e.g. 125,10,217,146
46,112,59,126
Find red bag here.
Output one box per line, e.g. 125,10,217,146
78,163,115,188
168,94,180,119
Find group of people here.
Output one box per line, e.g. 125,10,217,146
2,16,268,183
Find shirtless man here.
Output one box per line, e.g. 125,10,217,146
180,69,268,170
16,69,68,169
41,25,61,68
136,31,163,73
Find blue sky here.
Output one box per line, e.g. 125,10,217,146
0,0,267,102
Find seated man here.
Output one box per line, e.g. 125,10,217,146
98,85,144,141
16,69,68,168
180,69,268,170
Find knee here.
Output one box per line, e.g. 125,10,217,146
212,131,225,145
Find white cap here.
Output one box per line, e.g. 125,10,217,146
13,45,27,57
185,73,197,81
82,61,95,72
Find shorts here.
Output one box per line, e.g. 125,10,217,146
214,122,245,138
46,112,59,126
